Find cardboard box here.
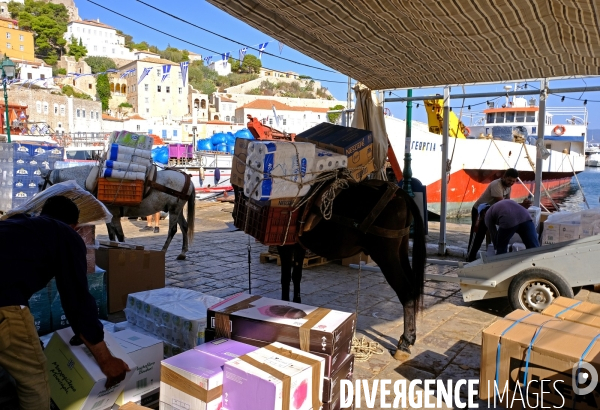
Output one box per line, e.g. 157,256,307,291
296,123,374,182
205,330,352,377
323,353,354,402
160,339,258,410
45,327,137,410
112,329,163,409
480,309,600,409
542,297,600,328
560,222,580,242
206,293,356,356
231,138,251,188
222,342,325,410
541,222,560,245
118,402,153,410
95,247,165,313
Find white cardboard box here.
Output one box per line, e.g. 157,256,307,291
45,327,136,410
559,223,580,242
112,329,163,409
542,223,560,245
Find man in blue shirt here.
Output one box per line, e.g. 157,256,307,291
0,196,129,410
483,199,540,255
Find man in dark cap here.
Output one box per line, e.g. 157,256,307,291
0,196,130,410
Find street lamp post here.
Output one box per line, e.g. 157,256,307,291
1,56,15,143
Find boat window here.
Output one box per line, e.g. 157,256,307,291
486,113,494,123
505,112,515,122
515,111,525,122
495,112,505,123
526,112,536,122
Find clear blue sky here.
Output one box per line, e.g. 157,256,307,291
80,0,600,130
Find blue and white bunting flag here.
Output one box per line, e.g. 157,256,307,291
138,67,152,85
41,124,48,133
204,56,212,66
239,48,247,65
222,52,230,67
278,42,284,54
161,65,171,82
106,68,118,73
120,69,132,79
180,61,189,88
258,42,268,59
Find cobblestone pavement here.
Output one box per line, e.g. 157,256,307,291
101,202,600,409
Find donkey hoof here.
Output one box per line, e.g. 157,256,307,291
176,254,186,260
393,348,411,362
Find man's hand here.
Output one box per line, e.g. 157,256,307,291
80,335,130,389
521,198,532,208
98,356,131,389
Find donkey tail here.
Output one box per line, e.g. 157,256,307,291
397,188,426,313
187,182,195,244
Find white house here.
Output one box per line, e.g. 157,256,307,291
14,57,53,87
65,19,136,60
208,59,231,76
134,50,161,60
234,99,329,133
214,95,237,123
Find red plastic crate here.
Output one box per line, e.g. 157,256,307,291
243,199,299,246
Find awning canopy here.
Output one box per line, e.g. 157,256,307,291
206,0,600,89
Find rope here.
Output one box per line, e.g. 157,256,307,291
519,142,561,211
567,155,590,209
320,178,350,220
351,336,385,362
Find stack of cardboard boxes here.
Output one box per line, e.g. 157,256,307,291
541,209,600,245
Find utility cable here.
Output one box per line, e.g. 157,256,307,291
86,0,347,84
135,0,338,74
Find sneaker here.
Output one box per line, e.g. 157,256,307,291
154,227,159,233
140,226,153,232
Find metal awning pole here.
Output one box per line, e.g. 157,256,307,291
533,79,548,207
439,86,450,255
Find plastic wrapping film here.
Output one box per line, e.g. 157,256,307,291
315,148,348,172
100,168,146,181
124,288,224,352
104,160,147,173
109,131,154,151
0,180,113,225
243,141,316,201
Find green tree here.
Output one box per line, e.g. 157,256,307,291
52,66,66,76
67,36,87,61
241,54,261,74
10,0,69,65
61,85,92,100
327,104,345,123
84,56,117,74
96,74,110,111
199,79,216,95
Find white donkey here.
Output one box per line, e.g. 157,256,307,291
40,165,195,260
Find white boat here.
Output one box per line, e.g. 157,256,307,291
585,142,600,167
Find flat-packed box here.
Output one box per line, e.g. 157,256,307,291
231,138,251,188
118,402,153,410
222,342,325,410
45,327,137,410
480,309,600,409
295,123,374,182
205,330,352,377
542,296,600,328
112,330,163,409
560,222,580,242
160,339,258,410
207,293,356,356
95,247,165,313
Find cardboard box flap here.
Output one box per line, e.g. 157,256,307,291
542,297,600,329
113,329,162,349
162,349,225,384
194,337,259,361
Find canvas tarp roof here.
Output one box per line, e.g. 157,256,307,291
206,0,600,89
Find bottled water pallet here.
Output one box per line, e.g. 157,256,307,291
259,251,330,269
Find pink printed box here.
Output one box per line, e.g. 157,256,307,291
207,293,356,357
159,338,257,410
222,342,325,410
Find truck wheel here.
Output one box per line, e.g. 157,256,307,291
508,268,574,312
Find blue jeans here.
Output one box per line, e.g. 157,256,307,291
493,220,540,254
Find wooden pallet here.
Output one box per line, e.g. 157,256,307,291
259,252,330,268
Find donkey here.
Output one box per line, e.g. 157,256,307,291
273,181,426,360
40,165,195,260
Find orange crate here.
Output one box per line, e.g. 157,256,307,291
244,199,298,246
97,178,144,206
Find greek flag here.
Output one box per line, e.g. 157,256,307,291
180,61,189,88
222,52,230,67
138,67,152,84
278,42,284,54
161,65,171,82
40,124,48,133
120,69,134,78
204,56,212,66
258,42,268,59
239,48,247,64
106,68,118,73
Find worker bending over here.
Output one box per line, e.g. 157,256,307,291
483,199,540,255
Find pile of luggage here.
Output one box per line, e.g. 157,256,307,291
232,123,375,245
